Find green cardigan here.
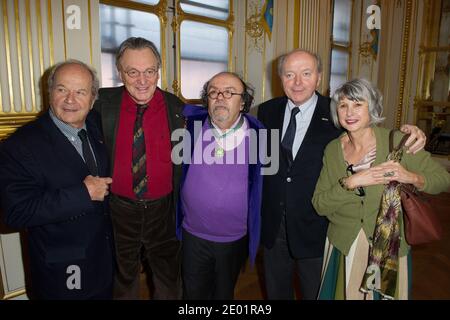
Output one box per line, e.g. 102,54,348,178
312,126,450,257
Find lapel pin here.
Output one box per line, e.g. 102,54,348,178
321,118,329,121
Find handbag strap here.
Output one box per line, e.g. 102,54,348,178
389,130,417,193
389,129,410,153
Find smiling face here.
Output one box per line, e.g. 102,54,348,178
118,48,160,105
207,73,245,130
49,63,94,129
281,51,322,106
337,96,371,133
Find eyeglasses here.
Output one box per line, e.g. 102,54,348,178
123,68,158,79
346,164,366,197
207,90,243,100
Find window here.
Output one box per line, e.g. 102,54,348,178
180,0,229,20
177,0,232,101
180,21,228,99
99,3,161,87
98,1,232,102
132,0,160,5
415,0,450,155
329,0,353,96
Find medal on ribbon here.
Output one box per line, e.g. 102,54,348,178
215,147,225,157
209,116,245,158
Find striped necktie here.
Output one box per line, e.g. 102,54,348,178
132,104,148,198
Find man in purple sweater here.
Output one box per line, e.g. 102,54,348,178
176,72,264,299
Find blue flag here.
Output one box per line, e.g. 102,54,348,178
370,29,379,59
262,0,273,40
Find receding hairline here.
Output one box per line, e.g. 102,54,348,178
55,62,92,76
207,72,245,89
50,62,95,89
278,49,322,76
286,51,320,69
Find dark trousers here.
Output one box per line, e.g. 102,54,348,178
33,285,113,300
110,193,182,300
263,214,322,300
182,229,247,300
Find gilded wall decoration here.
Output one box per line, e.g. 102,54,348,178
359,29,379,64
395,0,413,128
245,2,264,53
172,79,179,94
155,0,168,26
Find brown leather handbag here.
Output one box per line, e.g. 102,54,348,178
389,130,443,245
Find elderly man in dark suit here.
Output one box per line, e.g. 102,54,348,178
258,49,426,300
0,60,114,299
93,37,184,299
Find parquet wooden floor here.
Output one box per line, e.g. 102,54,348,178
140,192,450,300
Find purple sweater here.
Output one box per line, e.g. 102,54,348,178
181,120,249,242
176,104,264,265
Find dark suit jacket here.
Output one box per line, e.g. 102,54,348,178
93,86,185,203
257,93,342,259
0,111,114,299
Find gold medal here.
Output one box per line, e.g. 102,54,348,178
215,147,225,157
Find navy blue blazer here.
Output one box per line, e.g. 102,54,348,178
0,110,114,299
258,93,342,259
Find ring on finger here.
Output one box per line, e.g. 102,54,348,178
383,171,395,177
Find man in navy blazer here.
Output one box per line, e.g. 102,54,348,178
0,60,114,299
258,49,426,300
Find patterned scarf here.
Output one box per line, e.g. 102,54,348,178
360,144,405,299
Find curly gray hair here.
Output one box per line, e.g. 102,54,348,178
200,72,255,113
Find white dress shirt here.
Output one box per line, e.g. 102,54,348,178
281,93,318,159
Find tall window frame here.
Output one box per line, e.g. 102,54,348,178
99,0,168,90
174,0,234,103
328,0,354,96
98,0,234,104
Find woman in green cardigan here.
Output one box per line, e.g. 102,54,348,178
312,78,450,300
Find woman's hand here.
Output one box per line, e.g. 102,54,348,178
372,160,425,189
345,165,387,189
345,161,425,189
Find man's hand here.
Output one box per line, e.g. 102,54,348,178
399,124,426,154
83,175,113,201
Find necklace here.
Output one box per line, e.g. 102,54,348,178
209,116,245,157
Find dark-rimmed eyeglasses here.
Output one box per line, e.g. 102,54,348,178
346,164,366,197
207,90,243,100
123,68,158,79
